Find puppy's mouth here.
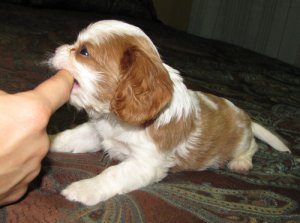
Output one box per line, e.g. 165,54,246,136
72,78,80,90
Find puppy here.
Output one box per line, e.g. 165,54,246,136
49,20,290,206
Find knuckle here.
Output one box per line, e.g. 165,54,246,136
23,163,42,185
38,135,50,157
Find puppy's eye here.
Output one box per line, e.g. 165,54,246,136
79,47,89,57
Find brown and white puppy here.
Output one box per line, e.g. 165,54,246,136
49,20,290,206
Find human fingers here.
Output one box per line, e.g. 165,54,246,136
0,90,8,96
33,70,74,115
0,184,28,206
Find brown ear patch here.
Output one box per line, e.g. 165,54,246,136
110,46,173,125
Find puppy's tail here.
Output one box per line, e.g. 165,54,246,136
251,122,290,153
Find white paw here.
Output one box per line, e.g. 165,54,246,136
61,179,111,206
228,158,253,174
50,132,76,153
50,130,101,153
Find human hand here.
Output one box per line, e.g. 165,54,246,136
0,70,73,206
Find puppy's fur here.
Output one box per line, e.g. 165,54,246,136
49,20,290,206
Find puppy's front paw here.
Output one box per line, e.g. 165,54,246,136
50,132,75,153
61,179,110,206
50,129,100,153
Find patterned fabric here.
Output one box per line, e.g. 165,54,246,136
0,3,299,223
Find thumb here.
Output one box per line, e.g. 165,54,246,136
33,70,74,115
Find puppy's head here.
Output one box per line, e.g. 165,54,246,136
50,20,173,125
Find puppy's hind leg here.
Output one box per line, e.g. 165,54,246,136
227,138,258,173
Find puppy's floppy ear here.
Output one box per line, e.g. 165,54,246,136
110,45,173,125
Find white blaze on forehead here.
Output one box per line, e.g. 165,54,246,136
77,20,155,47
